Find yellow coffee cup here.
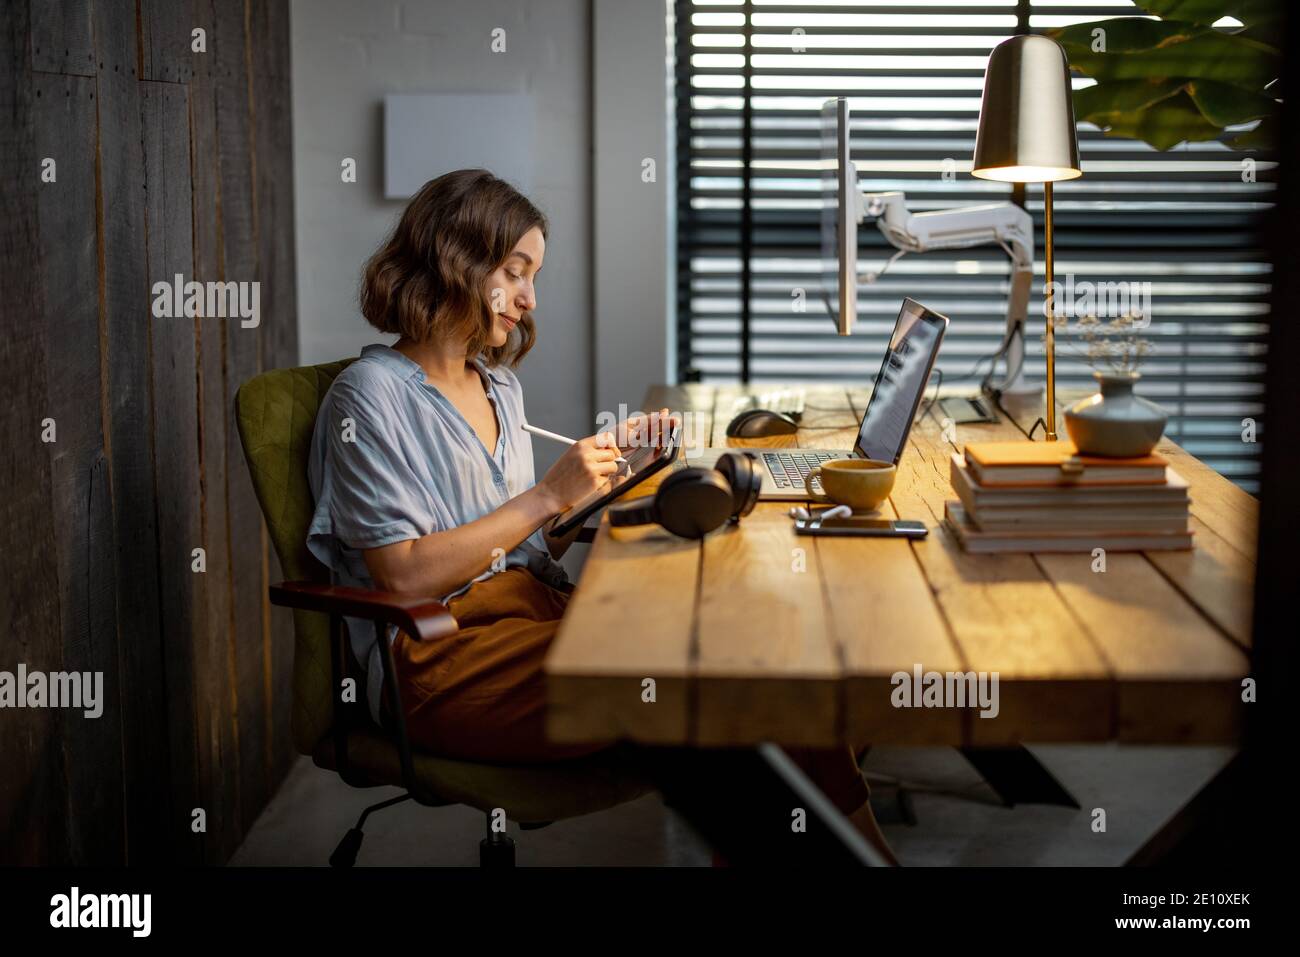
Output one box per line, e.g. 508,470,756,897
805,458,896,512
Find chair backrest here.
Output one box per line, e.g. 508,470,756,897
235,359,354,755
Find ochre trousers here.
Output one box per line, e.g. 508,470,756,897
386,566,871,816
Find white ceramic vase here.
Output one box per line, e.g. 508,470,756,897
1063,371,1167,458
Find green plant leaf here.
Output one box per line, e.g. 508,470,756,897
1072,78,1186,124
1094,89,1225,150
1059,29,1279,88
1049,2,1281,153
1133,0,1242,25
1137,0,1282,30
1186,78,1278,126
1233,0,1286,32
1234,18,1287,45
1050,17,1205,57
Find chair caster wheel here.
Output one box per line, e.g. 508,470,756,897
479,835,516,868
330,827,364,868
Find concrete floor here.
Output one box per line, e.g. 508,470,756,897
231,743,1235,866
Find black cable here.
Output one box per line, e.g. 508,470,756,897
955,319,1022,389
981,319,1029,396
991,388,1038,440
949,350,1001,385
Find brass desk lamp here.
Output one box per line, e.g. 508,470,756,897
972,34,1082,441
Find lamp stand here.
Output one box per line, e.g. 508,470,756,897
1043,180,1058,441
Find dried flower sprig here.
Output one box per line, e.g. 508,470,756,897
1050,311,1153,376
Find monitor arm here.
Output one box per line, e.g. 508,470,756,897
860,190,1038,398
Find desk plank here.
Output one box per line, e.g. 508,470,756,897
788,405,965,744
786,394,967,745
692,383,839,744
998,394,1257,648
877,401,1114,745
1145,517,1254,649
545,384,710,744
546,520,698,745
694,503,841,745
938,398,1250,742
1035,553,1248,743
1154,438,1258,560
801,410,966,744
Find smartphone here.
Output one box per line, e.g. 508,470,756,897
793,516,928,539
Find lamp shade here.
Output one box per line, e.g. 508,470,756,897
972,35,1081,183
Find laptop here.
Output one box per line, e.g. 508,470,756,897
686,298,950,500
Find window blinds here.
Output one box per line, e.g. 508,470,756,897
674,0,1273,489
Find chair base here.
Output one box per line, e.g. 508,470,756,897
330,828,365,868
479,834,516,868
329,794,524,868
329,792,414,868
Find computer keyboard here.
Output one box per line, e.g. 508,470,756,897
762,450,836,490
732,388,805,420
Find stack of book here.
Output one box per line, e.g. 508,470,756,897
944,440,1193,553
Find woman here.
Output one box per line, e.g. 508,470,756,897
307,169,896,863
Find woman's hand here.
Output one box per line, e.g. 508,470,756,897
535,431,621,514
616,407,680,453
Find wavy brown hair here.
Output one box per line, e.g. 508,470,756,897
360,169,546,367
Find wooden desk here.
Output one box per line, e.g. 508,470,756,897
545,384,1255,749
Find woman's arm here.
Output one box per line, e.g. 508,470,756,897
363,483,559,596
363,431,620,596
543,514,585,560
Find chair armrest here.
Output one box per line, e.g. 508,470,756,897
269,580,456,805
269,581,457,642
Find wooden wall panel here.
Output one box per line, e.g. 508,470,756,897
30,0,96,77
140,0,196,83
1,0,300,865
142,78,205,865
212,0,272,839
94,0,173,865
249,0,299,784
32,69,127,867
0,0,68,867
189,0,244,865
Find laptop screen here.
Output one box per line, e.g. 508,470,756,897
854,299,949,464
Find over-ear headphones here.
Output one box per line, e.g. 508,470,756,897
608,452,761,539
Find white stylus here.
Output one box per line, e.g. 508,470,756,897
522,423,628,468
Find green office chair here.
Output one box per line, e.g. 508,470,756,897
235,360,651,867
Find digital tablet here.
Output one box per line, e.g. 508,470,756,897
548,421,682,537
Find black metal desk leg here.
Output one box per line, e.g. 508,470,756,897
633,742,889,866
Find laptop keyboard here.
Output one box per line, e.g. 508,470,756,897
763,450,837,490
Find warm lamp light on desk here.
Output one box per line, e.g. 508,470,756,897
971,34,1082,441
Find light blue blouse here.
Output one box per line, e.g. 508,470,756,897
306,343,570,723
